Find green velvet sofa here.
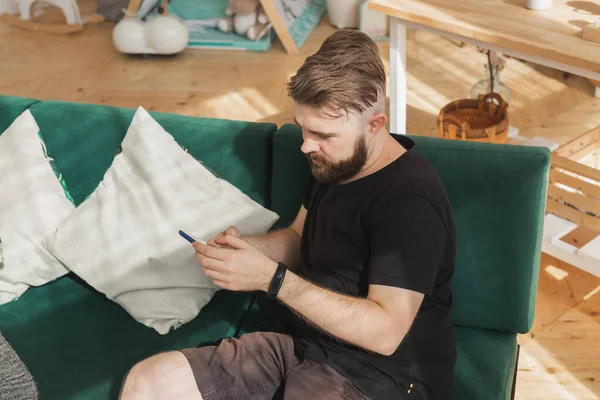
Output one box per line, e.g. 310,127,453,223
0,95,550,400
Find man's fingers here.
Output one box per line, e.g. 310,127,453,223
199,264,231,290
202,265,228,282
194,251,208,267
194,250,226,271
193,242,229,260
207,238,223,248
220,234,248,249
225,226,241,237
214,236,233,248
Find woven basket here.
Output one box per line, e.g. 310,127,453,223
438,93,509,143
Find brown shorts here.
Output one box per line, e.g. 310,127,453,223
179,332,371,400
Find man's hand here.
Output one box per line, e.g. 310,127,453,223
193,234,277,292
208,226,241,248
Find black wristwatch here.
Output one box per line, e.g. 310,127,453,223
267,262,288,299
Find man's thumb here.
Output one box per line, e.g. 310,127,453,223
221,233,247,249
226,226,241,237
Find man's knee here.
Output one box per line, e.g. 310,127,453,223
120,351,200,400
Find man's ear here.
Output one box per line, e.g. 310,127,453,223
368,112,387,136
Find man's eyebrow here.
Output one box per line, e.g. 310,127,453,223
293,117,336,137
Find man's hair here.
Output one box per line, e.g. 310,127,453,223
287,29,386,117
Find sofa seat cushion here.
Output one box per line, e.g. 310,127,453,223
0,276,254,400
452,325,517,400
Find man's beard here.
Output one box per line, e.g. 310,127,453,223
306,134,368,184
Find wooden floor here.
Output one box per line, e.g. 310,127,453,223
1,3,600,399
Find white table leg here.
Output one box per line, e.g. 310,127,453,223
389,18,407,135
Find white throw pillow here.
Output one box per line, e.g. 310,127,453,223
44,106,279,335
0,110,75,304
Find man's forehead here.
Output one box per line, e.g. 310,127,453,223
295,105,357,126
295,115,347,136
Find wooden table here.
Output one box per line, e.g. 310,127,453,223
368,0,600,135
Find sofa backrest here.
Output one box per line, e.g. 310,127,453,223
0,95,40,133
25,100,277,208
270,124,550,335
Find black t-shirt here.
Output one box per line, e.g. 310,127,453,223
291,135,457,400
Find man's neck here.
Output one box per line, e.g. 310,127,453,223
342,129,406,184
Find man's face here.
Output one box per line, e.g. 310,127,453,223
294,104,368,184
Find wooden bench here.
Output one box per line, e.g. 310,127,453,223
543,126,600,278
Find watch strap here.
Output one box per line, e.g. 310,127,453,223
267,262,287,299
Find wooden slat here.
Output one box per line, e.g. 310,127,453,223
559,226,599,249
549,169,600,201
548,185,600,218
568,142,599,164
547,200,600,233
552,154,600,183
125,0,142,16
259,0,299,55
82,13,105,24
555,126,600,158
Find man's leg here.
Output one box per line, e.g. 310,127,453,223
120,332,302,400
120,351,202,400
282,360,371,400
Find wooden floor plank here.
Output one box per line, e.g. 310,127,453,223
517,291,600,400
519,253,598,344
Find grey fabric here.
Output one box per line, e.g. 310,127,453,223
0,332,38,400
96,0,129,21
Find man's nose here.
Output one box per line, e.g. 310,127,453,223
301,138,319,154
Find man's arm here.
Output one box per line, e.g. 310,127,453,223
245,205,306,270
277,273,424,356
211,206,306,271
272,194,440,357
195,194,444,357
243,228,300,270
198,230,424,356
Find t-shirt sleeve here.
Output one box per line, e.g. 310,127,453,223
368,193,448,296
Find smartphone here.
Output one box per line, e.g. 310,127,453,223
179,230,207,245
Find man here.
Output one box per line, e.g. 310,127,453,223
120,29,457,400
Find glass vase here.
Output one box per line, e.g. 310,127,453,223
469,64,511,104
